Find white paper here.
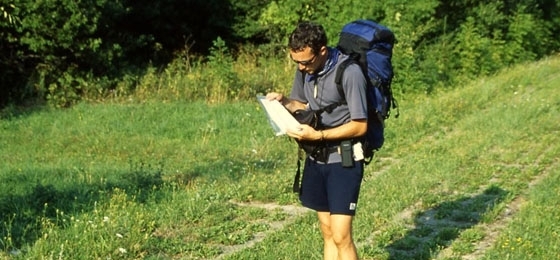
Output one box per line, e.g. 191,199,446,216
257,95,301,136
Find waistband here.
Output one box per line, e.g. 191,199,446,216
309,140,363,164
310,145,340,163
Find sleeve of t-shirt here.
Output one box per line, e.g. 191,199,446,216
341,63,368,120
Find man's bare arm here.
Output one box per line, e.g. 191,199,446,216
287,119,367,142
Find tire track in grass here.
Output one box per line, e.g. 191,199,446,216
219,157,396,259
213,201,311,260
436,155,558,260
357,184,515,259
209,153,554,259
444,195,524,260
356,153,555,259
213,157,396,259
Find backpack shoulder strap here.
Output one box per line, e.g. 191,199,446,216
300,60,355,114
334,56,358,102
322,60,349,114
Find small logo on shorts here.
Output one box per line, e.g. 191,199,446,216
349,203,356,210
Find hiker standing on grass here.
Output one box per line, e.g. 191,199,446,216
266,21,367,260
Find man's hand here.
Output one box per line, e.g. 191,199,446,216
265,92,284,102
265,92,307,113
288,119,367,142
286,124,321,141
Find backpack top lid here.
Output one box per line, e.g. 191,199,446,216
335,19,396,91
337,20,395,58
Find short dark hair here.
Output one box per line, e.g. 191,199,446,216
288,21,327,55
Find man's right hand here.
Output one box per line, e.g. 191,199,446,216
265,92,284,102
266,92,307,113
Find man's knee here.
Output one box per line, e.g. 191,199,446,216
329,214,353,245
320,222,334,239
331,231,352,247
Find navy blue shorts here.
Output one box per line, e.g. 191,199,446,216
299,158,364,215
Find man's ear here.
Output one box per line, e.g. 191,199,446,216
319,46,327,56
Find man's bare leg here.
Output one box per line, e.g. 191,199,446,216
317,212,358,260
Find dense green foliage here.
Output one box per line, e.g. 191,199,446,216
1,0,238,107
1,0,559,108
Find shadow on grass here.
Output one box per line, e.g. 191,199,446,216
0,163,164,251
386,186,509,260
0,155,280,252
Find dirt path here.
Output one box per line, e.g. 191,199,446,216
212,201,311,260
447,149,557,260
212,153,556,260
441,158,557,260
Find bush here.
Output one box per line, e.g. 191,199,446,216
1,0,559,107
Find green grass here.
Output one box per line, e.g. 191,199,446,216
480,164,560,260
0,54,559,259
0,101,299,259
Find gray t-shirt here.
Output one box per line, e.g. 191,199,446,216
290,50,368,128
289,49,368,163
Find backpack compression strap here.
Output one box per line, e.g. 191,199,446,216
335,56,400,119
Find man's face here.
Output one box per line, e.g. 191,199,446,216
290,46,326,75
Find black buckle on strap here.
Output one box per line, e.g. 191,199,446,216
312,146,339,163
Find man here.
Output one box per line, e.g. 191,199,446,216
266,21,368,260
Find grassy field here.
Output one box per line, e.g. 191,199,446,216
0,54,559,259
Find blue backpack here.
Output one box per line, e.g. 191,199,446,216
335,19,399,163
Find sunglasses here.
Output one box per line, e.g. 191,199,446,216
292,54,317,66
